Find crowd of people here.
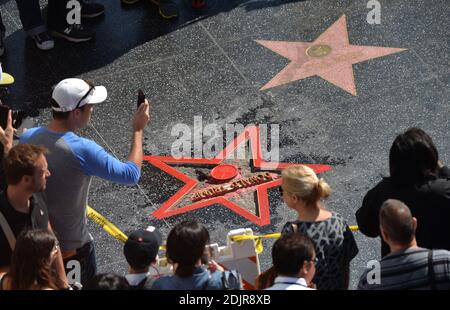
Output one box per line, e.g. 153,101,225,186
0,0,204,56
0,0,448,294
0,75,450,290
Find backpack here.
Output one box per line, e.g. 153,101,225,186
202,270,243,290
130,276,156,290
221,270,243,290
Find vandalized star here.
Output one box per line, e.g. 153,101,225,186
145,126,331,226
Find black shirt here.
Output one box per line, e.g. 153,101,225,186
356,166,450,257
0,190,49,267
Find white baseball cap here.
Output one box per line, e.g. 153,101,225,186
52,78,107,112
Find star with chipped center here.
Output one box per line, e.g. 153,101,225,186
144,126,331,226
256,15,407,95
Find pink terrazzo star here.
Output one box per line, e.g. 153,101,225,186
256,15,407,95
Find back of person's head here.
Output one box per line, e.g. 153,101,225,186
281,165,331,205
123,227,163,271
166,220,209,278
3,144,47,186
84,273,130,290
379,199,416,246
389,127,439,186
272,233,315,277
9,229,60,290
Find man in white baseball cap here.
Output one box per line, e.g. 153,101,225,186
51,78,107,112
19,78,150,285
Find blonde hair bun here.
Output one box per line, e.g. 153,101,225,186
281,165,331,203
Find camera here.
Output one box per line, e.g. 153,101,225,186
0,101,25,130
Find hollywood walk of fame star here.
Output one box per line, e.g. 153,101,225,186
144,126,332,226
256,15,407,95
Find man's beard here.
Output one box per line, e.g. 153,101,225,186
27,181,45,193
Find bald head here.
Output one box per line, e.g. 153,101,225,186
379,199,416,245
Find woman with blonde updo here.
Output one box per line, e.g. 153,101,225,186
279,165,358,290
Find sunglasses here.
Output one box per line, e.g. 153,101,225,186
75,80,95,109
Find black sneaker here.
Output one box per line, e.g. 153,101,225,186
30,31,54,50
51,24,94,43
80,0,105,18
149,0,179,20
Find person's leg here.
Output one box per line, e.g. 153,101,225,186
0,13,5,56
15,0,45,36
64,242,98,287
47,0,70,31
0,12,5,38
15,0,53,50
78,241,97,286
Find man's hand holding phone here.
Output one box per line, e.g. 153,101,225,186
132,94,150,132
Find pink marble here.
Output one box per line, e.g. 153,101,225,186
256,15,407,95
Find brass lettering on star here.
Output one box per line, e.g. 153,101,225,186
303,51,363,70
191,172,275,201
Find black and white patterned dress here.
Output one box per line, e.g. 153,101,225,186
281,212,359,290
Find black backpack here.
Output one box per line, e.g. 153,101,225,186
221,270,243,290
130,276,155,290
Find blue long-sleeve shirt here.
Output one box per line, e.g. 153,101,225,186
20,127,140,250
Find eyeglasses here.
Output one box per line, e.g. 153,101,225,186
75,80,95,110
311,257,319,264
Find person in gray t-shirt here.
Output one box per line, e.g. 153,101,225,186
20,78,150,285
358,199,450,290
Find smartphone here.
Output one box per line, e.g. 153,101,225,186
137,89,145,109
0,104,10,129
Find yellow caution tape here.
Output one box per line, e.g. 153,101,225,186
85,204,360,255
349,225,359,231
86,206,128,243
86,205,167,251
231,226,359,254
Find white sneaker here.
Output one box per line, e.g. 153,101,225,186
30,31,54,51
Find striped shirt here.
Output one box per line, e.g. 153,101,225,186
358,247,450,290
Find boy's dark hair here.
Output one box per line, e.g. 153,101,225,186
389,127,439,186
84,273,130,290
166,220,209,278
272,233,315,277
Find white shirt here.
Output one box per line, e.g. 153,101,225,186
265,276,315,290
125,272,150,286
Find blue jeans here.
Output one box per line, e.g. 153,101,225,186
64,241,98,287
0,0,46,38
